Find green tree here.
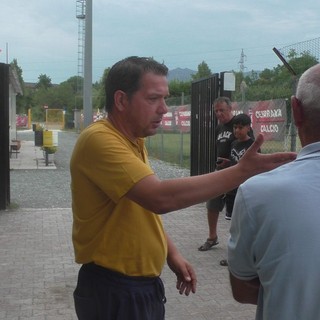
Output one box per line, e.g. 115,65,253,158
36,74,52,90
30,75,81,121
232,51,318,102
62,75,83,94
10,59,27,114
169,79,191,96
167,79,191,106
94,67,110,110
191,61,212,80
10,59,23,85
60,76,83,111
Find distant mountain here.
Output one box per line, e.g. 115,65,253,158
168,68,196,82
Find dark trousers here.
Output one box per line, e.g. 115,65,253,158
225,193,236,216
73,263,166,320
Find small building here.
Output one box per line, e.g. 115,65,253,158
0,63,23,210
9,67,23,142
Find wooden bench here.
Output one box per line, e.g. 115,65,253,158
10,140,21,158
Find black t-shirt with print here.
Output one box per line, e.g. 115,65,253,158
230,138,255,166
215,118,235,159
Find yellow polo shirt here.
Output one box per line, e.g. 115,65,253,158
70,119,167,277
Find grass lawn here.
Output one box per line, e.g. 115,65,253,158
146,132,301,169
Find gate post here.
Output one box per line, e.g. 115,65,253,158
190,74,219,176
0,63,10,210
190,72,235,176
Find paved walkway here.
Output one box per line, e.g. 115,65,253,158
10,140,56,170
1,140,256,319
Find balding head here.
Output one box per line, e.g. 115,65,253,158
292,64,320,146
296,64,320,111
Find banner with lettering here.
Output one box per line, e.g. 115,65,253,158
232,99,287,141
160,105,191,132
161,99,287,140
161,111,175,131
175,106,191,133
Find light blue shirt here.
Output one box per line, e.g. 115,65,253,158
228,142,320,320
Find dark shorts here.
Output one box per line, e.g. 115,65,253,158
74,263,166,320
206,193,236,215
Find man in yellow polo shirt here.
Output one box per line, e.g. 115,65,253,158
70,56,296,320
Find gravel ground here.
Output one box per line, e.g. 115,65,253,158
10,130,190,209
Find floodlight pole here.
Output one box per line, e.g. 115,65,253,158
83,0,92,128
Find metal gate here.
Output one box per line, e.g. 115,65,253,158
190,73,232,176
0,63,10,210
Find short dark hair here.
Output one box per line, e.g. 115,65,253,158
105,56,168,112
233,113,251,126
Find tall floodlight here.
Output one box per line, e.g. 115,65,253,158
76,0,92,128
76,1,85,99
83,0,92,127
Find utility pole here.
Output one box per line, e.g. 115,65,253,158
76,0,92,128
273,47,297,152
76,1,85,99
83,0,93,128
238,49,247,74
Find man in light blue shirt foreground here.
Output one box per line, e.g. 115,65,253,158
228,63,320,320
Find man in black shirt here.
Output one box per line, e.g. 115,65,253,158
198,97,235,252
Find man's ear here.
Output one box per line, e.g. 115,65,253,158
114,90,128,111
291,96,304,127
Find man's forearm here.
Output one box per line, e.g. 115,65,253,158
229,272,260,305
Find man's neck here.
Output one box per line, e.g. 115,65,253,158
107,114,137,143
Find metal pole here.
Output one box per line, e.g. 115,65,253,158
180,131,183,166
83,0,93,128
6,43,8,64
45,150,49,166
0,63,10,209
273,47,298,151
290,76,298,151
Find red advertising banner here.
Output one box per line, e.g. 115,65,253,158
161,99,287,140
161,111,175,131
16,115,28,127
160,106,191,132
175,106,191,133
232,99,287,141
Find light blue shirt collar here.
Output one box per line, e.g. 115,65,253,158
297,141,320,160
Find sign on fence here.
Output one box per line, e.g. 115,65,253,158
161,105,191,133
161,99,287,140
232,99,287,141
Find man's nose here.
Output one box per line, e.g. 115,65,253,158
159,100,168,114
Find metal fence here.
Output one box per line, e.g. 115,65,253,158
147,39,320,172
146,98,300,172
146,125,300,171
279,37,320,63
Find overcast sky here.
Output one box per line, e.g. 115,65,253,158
1,0,319,84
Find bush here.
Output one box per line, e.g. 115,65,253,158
41,146,57,154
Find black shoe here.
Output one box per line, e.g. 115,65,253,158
225,212,232,220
